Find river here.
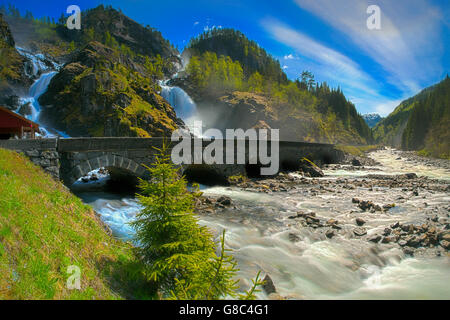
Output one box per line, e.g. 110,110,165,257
15,51,448,299
74,148,450,300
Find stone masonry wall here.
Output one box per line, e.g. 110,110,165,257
0,139,60,179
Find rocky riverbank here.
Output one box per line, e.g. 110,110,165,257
195,148,450,279
77,147,450,299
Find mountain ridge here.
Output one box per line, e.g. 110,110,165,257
373,76,449,158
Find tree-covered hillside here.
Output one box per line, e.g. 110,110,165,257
374,76,449,158
1,4,182,137
2,4,179,66
185,28,287,84
177,30,372,144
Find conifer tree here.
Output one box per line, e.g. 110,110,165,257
132,144,261,299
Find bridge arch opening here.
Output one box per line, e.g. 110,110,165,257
281,159,300,172
183,164,229,186
106,167,140,193
321,154,333,165
68,155,146,194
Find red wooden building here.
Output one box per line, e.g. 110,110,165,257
0,106,39,139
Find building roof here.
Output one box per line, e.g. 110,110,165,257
0,106,39,130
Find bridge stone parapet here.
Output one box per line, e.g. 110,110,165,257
0,137,345,186
0,139,61,179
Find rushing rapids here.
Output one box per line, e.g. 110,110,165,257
75,148,450,299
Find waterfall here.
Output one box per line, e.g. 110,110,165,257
16,47,58,78
24,71,57,123
16,48,69,138
160,83,197,119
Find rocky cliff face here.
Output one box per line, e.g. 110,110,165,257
0,13,15,47
39,41,182,137
0,13,30,109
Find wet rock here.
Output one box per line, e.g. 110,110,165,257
391,222,400,229
355,218,366,226
373,204,382,211
351,158,361,166
353,227,367,236
440,240,450,250
405,235,420,247
299,158,324,177
358,200,373,211
18,102,32,116
326,219,338,226
357,200,382,212
262,275,277,295
403,247,414,256
401,224,415,234
439,231,450,242
368,235,381,243
398,239,407,246
352,198,360,204
383,228,392,236
325,229,335,239
217,196,232,206
417,234,428,244
382,203,395,210
398,173,418,179
288,211,306,219
288,233,300,242
381,236,395,244
306,216,320,224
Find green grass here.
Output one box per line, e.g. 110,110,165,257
336,145,380,157
0,149,153,300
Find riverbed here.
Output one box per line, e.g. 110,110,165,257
75,148,450,299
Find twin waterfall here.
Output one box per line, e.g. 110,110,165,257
15,49,198,137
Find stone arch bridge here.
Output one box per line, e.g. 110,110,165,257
0,137,344,186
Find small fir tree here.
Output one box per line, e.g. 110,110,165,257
132,144,261,299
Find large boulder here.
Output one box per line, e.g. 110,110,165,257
262,274,277,295
299,158,324,177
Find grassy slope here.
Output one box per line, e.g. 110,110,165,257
335,145,380,157
0,149,150,300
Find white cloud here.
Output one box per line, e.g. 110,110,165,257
294,0,444,93
262,18,416,115
193,21,199,26
262,19,379,96
203,25,223,32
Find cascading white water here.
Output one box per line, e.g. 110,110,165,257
76,149,450,299
16,47,58,78
16,48,69,138
21,71,57,123
159,78,201,132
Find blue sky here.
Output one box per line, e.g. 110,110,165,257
3,0,450,116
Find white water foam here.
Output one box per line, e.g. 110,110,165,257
15,48,69,138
